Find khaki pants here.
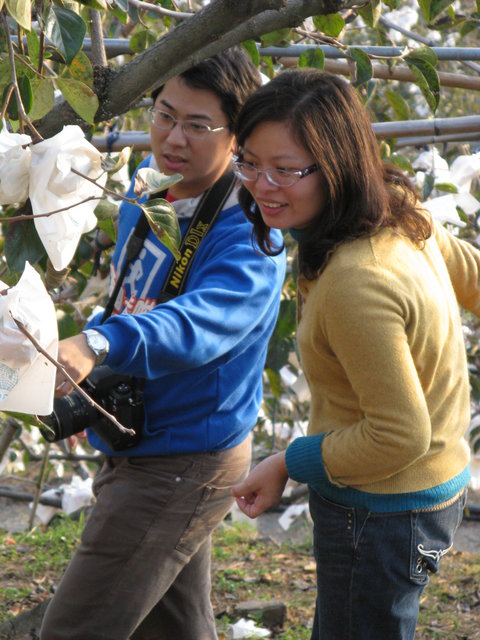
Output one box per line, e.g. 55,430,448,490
40,437,251,640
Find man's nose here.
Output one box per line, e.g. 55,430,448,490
165,122,188,145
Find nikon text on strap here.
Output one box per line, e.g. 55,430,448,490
101,170,236,322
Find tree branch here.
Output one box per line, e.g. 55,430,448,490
89,10,108,67
37,0,355,136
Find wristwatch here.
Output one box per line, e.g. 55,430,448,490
82,329,110,366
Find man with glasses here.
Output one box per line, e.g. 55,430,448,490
41,48,286,640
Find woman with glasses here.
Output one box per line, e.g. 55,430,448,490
232,69,480,640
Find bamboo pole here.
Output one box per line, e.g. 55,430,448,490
91,114,480,152
278,57,480,91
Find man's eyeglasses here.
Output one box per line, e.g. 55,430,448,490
148,107,227,140
232,155,318,188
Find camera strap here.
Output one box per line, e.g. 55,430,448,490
101,169,236,322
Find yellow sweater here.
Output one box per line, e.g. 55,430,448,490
285,222,479,511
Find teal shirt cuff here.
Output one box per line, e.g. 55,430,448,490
285,434,328,486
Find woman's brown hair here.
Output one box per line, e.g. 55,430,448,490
234,69,432,278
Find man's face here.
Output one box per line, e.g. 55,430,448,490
150,77,235,199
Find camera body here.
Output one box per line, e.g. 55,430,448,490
38,366,144,451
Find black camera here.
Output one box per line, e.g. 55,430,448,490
37,366,144,451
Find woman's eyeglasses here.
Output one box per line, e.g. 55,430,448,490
232,155,318,188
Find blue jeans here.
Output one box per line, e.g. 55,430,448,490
309,488,466,640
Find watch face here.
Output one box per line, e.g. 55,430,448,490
85,331,108,364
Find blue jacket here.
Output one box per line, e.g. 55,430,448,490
87,157,286,456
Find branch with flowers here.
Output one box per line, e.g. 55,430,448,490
0,123,183,439
0,123,183,274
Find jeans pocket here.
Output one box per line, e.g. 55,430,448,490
409,492,466,584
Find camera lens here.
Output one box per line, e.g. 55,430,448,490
38,392,99,442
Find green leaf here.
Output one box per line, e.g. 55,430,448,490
76,0,109,9
27,78,55,121
113,0,129,10
108,3,128,25
4,217,46,274
422,172,436,200
55,77,99,124
101,147,131,175
242,40,260,67
94,199,119,221
3,411,39,427
26,28,40,69
312,13,345,37
265,367,283,398
434,182,458,193
348,48,373,86
57,311,79,339
5,0,31,31
385,89,410,120
3,75,33,119
260,28,291,47
69,51,94,89
97,216,117,243
266,336,295,372
384,0,399,8
141,199,181,261
405,46,438,67
460,21,478,39
298,48,325,70
389,153,415,174
274,298,297,340
358,0,382,28
379,140,391,160
129,27,156,54
134,168,183,197
406,59,440,112
45,7,87,65
417,0,454,23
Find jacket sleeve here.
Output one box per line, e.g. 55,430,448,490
93,213,286,380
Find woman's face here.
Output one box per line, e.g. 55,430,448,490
240,121,325,230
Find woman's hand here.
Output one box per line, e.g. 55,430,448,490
231,451,289,519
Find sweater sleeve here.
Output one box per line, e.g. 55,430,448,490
93,214,286,380
433,221,480,316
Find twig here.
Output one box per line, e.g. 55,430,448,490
379,15,435,47
127,0,193,19
71,167,138,206
0,195,104,223
293,26,348,51
28,441,50,529
10,314,135,436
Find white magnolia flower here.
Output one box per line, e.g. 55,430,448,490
0,262,58,414
416,149,480,226
0,123,32,205
29,125,107,271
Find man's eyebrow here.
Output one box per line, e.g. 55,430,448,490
159,98,214,121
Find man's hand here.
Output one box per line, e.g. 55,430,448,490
231,451,289,519
55,334,96,396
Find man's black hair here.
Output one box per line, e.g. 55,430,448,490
151,47,261,131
